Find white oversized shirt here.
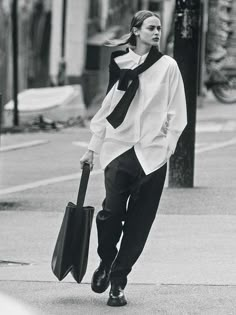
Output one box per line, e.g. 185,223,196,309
88,48,187,175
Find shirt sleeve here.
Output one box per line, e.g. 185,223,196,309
106,60,119,95
166,60,187,154
88,89,114,154
88,51,126,154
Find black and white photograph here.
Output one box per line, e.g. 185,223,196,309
0,0,236,314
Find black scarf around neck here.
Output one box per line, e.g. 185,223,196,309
106,46,163,129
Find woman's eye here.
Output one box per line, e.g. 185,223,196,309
148,27,162,31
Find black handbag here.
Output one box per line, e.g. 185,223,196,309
51,163,94,283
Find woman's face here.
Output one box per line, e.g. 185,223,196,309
134,16,162,47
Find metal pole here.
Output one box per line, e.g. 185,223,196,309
61,0,67,59
58,0,67,85
168,0,201,187
0,94,2,144
11,0,19,126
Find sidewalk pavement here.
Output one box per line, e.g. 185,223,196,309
0,92,236,314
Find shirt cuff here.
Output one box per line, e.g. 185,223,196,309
88,134,104,154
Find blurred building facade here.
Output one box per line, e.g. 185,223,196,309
49,0,167,107
206,0,236,73
0,0,51,104
2,0,234,115
0,0,167,110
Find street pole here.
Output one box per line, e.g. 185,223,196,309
58,0,67,85
11,0,19,126
168,0,201,188
0,94,2,145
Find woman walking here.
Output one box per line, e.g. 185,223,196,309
80,10,187,307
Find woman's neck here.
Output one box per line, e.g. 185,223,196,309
133,43,151,56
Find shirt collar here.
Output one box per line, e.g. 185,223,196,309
128,48,149,65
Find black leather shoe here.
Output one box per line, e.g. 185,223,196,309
91,261,111,293
107,283,127,307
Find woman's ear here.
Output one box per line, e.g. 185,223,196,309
132,27,139,37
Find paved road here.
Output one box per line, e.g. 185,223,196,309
0,122,235,214
0,96,236,314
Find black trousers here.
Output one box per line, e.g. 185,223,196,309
96,147,167,288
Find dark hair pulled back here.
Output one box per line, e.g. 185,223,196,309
105,10,161,47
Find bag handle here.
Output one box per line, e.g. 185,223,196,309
76,163,90,208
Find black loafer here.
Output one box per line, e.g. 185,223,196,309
91,261,111,293
107,283,127,307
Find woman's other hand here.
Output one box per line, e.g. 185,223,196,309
80,150,94,171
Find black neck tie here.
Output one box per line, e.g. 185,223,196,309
106,46,163,129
